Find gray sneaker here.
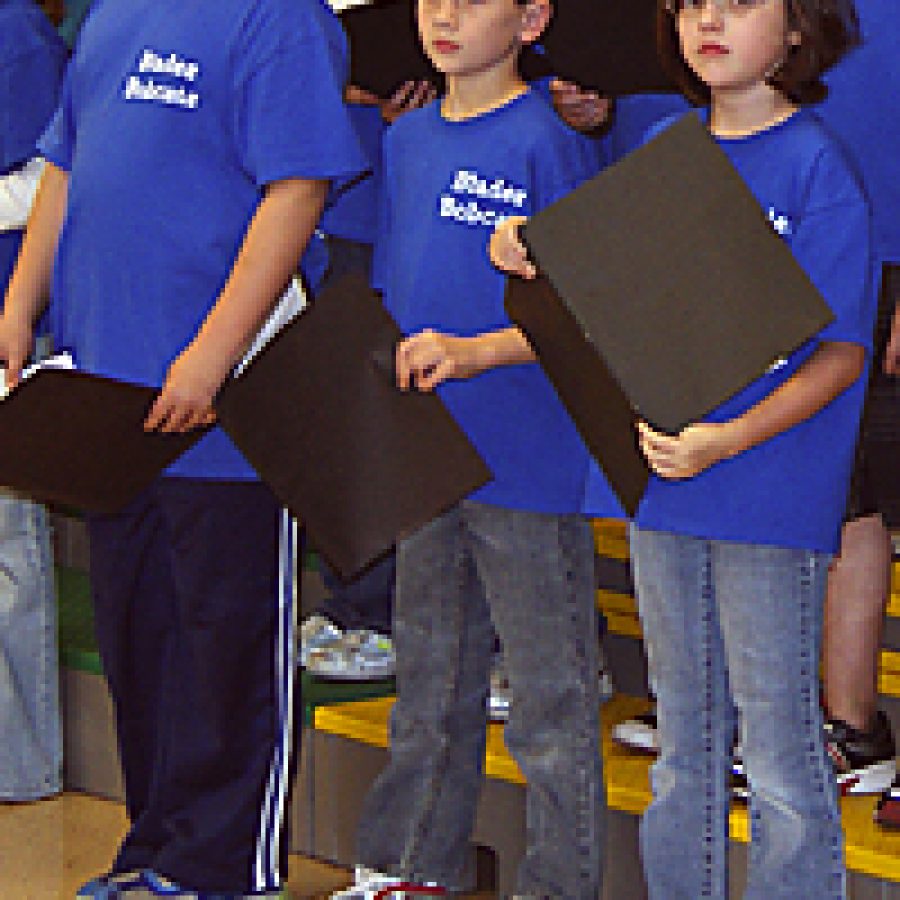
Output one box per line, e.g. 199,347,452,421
306,629,395,681
488,657,512,722
299,614,344,669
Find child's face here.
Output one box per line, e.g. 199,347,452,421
416,0,546,80
675,0,800,97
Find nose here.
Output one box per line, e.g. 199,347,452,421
698,0,725,28
429,0,459,26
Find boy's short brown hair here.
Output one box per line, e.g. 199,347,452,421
656,0,861,105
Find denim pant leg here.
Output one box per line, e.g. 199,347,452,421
714,542,846,900
0,492,61,799
630,526,735,900
470,504,603,900
357,504,496,892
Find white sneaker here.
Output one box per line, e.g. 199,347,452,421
331,866,444,899
299,614,343,669
307,630,396,682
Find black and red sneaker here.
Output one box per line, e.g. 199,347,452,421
824,711,897,796
875,776,900,829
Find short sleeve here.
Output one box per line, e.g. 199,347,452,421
232,0,367,187
0,41,66,173
530,123,603,213
37,82,74,172
791,146,876,349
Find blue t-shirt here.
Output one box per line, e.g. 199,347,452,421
633,109,875,553
376,90,619,515
320,102,384,246
0,0,66,338
818,0,899,265
0,0,67,175
39,0,367,479
602,92,691,163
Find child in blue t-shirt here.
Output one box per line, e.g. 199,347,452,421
0,0,366,895
628,2,870,897
0,0,66,804
302,59,436,679
335,1,621,897
495,0,874,896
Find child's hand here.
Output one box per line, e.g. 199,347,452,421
144,343,220,433
489,216,536,279
637,420,737,480
0,310,34,389
396,330,485,392
549,78,611,133
884,300,900,376
381,80,437,124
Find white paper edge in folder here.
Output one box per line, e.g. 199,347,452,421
233,276,308,378
0,351,76,400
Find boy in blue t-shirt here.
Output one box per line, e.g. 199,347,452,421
335,1,621,897
0,0,366,895
0,0,66,804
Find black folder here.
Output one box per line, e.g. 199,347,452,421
0,370,207,513
339,0,440,98
215,274,491,579
506,113,834,514
539,0,675,95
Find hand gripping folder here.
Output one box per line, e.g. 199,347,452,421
216,273,490,579
0,359,207,513
506,114,834,514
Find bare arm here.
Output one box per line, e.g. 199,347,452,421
396,326,535,393
0,163,68,384
884,298,899,376
144,176,328,432
639,341,866,479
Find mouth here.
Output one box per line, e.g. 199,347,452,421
698,42,730,57
432,39,461,54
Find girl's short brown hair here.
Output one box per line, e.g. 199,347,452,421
656,0,861,105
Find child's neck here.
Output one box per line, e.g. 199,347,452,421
709,83,798,138
441,63,527,122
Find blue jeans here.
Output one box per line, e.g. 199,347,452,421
630,526,845,899
357,501,605,898
0,492,60,799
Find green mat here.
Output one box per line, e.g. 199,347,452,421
56,565,102,675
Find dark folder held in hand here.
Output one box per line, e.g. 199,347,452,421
0,370,206,513
506,113,834,514
215,274,491,579
538,0,674,95
339,0,439,99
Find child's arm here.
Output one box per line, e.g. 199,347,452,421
345,80,437,124
0,163,68,386
884,299,899,376
395,326,535,393
549,79,610,134
144,176,328,433
638,340,865,480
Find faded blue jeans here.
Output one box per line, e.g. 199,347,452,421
357,501,605,898
0,492,60,799
630,526,845,899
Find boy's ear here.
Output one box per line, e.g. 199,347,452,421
519,0,552,46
